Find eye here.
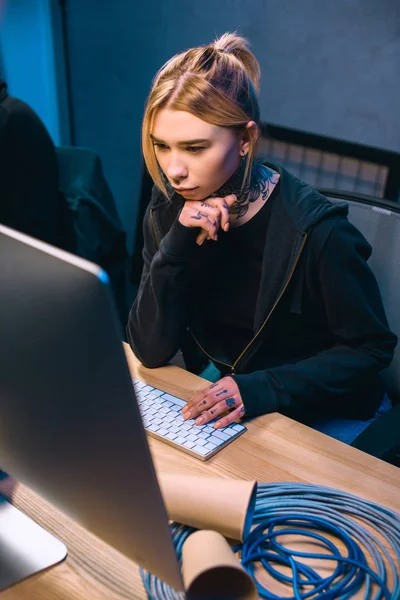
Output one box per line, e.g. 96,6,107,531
153,143,169,151
185,146,205,154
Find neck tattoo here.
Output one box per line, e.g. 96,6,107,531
212,160,280,220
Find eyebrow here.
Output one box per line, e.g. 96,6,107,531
150,134,210,145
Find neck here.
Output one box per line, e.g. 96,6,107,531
212,156,249,202
213,160,280,223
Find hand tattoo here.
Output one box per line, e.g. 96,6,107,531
191,211,209,221
225,398,236,408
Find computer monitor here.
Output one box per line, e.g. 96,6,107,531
0,224,183,592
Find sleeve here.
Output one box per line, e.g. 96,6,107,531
126,198,201,367
233,217,398,418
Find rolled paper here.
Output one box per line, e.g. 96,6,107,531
157,473,257,541
182,530,258,599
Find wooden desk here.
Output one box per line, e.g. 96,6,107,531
0,343,398,599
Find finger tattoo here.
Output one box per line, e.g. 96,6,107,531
191,211,208,221
216,389,228,397
225,397,236,408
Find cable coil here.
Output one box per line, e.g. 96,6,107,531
140,482,400,600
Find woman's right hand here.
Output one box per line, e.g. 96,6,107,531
178,194,236,245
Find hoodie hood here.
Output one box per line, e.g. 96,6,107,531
260,159,349,233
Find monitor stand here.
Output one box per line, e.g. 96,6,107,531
0,495,67,590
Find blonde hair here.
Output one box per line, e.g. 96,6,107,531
142,32,261,197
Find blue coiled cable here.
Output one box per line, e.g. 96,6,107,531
140,482,400,599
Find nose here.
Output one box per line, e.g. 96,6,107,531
166,153,188,182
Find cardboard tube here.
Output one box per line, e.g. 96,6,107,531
158,473,257,541
182,530,257,599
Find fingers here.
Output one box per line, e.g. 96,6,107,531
183,379,230,418
195,195,235,245
207,194,236,232
182,376,238,417
191,213,219,241
213,403,245,429
196,230,209,245
179,194,236,246
181,377,244,429
194,395,242,426
199,203,221,224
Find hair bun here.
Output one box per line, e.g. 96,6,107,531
212,32,261,93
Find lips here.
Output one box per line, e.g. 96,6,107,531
174,187,198,192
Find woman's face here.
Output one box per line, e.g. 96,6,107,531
151,109,247,201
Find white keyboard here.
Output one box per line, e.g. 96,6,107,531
133,379,246,461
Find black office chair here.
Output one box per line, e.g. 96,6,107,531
260,123,400,202
56,146,130,331
324,191,400,465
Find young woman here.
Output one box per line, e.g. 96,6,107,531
127,32,397,443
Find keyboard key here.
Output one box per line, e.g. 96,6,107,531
183,440,196,449
142,385,155,393
191,445,210,456
165,432,177,441
204,441,217,451
133,380,146,390
220,428,237,437
231,424,244,432
203,425,215,434
193,437,206,447
174,436,187,445
147,424,160,433
211,430,230,442
161,393,186,407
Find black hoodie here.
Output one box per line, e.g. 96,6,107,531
127,162,397,421
0,82,60,245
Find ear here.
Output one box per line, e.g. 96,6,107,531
239,121,259,155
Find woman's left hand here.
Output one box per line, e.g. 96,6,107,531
182,376,245,428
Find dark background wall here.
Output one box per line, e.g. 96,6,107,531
48,0,400,249
1,0,70,145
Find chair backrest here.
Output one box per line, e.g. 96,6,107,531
326,193,400,402
259,123,400,201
